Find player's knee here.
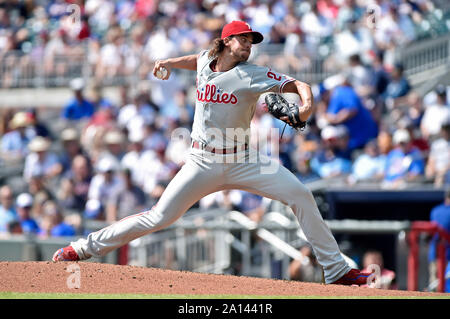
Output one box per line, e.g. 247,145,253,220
293,184,315,204
147,207,184,230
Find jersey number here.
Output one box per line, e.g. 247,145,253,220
267,71,281,81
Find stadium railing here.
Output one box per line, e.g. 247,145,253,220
395,33,450,87
407,221,450,293
2,33,449,90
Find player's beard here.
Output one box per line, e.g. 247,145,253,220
238,49,251,62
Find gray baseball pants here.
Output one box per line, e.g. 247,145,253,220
71,147,351,283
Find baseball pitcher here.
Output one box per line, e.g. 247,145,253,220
53,21,372,285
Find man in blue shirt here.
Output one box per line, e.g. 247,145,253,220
385,64,411,100
15,193,40,234
383,129,424,187
42,201,75,237
428,188,450,292
325,74,378,151
61,78,95,120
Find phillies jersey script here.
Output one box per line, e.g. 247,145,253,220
191,50,295,148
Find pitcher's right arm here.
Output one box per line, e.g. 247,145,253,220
152,54,199,80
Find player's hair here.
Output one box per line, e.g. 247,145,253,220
208,38,226,58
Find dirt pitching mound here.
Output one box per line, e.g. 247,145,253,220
0,261,447,297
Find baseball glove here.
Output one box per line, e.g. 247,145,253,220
264,93,307,137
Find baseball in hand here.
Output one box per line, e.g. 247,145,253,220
156,67,168,80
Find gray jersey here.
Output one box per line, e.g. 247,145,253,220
191,50,295,148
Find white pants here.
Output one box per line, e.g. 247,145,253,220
71,148,350,283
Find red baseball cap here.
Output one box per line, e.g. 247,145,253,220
221,21,264,44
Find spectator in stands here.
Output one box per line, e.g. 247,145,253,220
383,128,425,188
28,109,52,139
83,198,104,221
39,200,76,237
142,122,168,152
289,244,323,283
420,85,450,140
1,111,36,162
148,180,168,209
23,136,62,182
28,171,55,212
371,51,390,98
95,27,126,80
160,89,195,129
121,128,147,184
377,129,393,156
57,154,92,212
347,54,375,101
144,18,177,62
117,92,158,141
427,188,450,293
0,108,13,137
87,83,117,114
384,63,411,108
0,186,17,233
310,125,353,179
300,1,334,54
100,130,126,164
7,220,23,234
61,78,95,121
59,128,85,174
235,191,270,224
400,118,429,156
141,145,178,195
426,122,450,187
15,193,40,234
200,190,242,211
332,16,375,67
85,102,117,130
362,250,396,290
323,73,378,151
106,168,147,222
43,29,84,79
293,147,321,184
87,156,123,209
350,139,386,183
122,24,148,78
405,91,425,129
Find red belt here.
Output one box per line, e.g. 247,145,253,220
192,141,248,154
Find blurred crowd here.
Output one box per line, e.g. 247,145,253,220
0,0,449,87
0,0,449,243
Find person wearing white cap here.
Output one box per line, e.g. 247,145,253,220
61,77,95,121
383,128,425,187
23,136,62,181
310,125,352,179
15,193,40,234
120,128,148,187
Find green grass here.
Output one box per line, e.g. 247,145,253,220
1,292,449,299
